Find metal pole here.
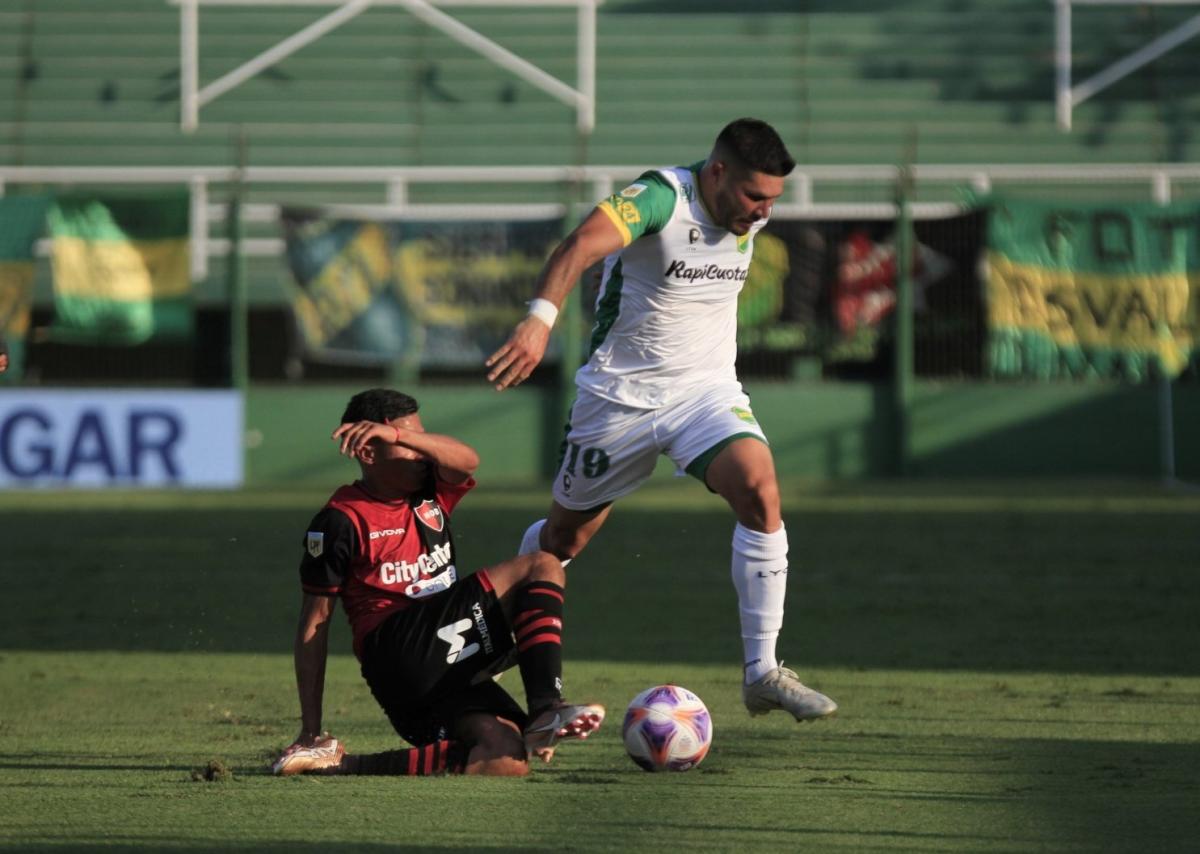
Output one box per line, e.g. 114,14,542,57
1055,0,1072,130
892,150,915,476
577,0,596,133
189,175,208,283
181,0,199,132
543,129,588,480
1152,170,1177,484
227,131,249,392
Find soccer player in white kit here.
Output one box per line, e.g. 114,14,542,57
486,118,837,721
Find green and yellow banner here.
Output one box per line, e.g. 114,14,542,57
282,210,562,368
984,196,1199,380
48,193,192,344
0,195,50,380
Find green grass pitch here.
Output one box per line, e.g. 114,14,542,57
2,480,1198,851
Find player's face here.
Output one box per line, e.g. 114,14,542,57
375,414,431,484
714,165,785,235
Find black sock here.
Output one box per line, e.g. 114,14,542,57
512,580,565,714
340,740,465,776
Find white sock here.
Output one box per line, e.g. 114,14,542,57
518,518,572,567
731,522,788,684
518,519,546,556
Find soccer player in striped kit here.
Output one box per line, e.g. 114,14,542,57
273,388,603,777
487,119,838,723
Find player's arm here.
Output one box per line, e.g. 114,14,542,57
332,422,480,484
292,592,336,745
281,508,353,754
485,208,626,391
388,427,479,485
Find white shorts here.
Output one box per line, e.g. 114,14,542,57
551,383,769,511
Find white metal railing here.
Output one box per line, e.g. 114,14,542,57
1055,0,1200,130
3,163,1200,280
171,0,598,134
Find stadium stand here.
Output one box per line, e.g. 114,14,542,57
4,0,1200,172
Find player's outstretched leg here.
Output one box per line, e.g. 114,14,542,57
508,560,604,762
489,551,605,762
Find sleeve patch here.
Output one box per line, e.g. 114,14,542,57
306,532,324,558
620,183,647,198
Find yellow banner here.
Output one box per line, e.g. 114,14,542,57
986,252,1198,372
0,262,35,338
50,237,190,302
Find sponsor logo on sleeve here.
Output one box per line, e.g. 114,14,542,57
620,183,647,198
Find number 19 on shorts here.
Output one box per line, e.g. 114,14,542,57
561,442,610,491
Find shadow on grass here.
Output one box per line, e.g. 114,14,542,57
2,493,1197,675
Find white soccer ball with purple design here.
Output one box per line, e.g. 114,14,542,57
622,684,712,772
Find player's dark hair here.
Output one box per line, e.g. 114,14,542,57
341,388,419,424
714,118,795,177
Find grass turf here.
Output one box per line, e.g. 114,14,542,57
2,480,1198,851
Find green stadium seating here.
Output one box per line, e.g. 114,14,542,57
5,0,1200,174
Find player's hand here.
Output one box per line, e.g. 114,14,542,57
332,421,396,458
271,730,338,775
486,316,551,390
287,730,325,751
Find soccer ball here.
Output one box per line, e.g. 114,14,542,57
622,684,712,772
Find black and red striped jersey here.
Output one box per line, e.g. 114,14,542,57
299,475,474,659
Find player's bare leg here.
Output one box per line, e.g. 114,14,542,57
706,438,837,721
455,713,530,776
486,551,605,762
518,500,613,563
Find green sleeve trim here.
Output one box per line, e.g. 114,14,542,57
598,170,676,243
685,432,768,491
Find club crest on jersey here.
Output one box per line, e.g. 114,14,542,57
306,532,324,558
414,499,445,532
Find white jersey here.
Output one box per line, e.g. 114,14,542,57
576,164,767,409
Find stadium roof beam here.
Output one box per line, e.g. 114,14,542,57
1055,0,1200,130
170,0,598,134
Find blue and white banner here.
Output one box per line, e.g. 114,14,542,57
0,390,243,488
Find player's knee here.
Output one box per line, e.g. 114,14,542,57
463,722,529,776
730,475,781,530
527,550,566,586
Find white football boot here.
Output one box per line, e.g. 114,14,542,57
271,734,345,776
743,665,838,721
523,702,606,763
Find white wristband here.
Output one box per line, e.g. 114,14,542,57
527,298,558,329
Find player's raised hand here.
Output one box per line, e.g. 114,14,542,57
486,315,551,390
332,420,395,458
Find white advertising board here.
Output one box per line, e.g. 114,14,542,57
0,390,243,488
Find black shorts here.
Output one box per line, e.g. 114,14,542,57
359,571,524,746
